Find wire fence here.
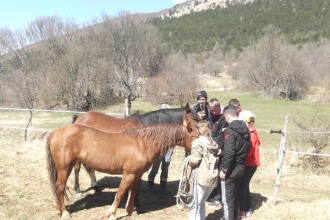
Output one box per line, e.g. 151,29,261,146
0,107,124,116
0,106,125,133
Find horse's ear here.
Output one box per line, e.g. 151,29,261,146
186,121,193,132
185,103,191,113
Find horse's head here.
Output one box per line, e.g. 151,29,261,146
182,102,200,127
182,103,200,152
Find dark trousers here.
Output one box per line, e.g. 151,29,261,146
221,177,242,220
238,166,257,211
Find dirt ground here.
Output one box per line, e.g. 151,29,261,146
0,130,226,220
1,101,330,220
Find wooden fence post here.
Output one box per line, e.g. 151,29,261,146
273,114,289,205
125,99,129,116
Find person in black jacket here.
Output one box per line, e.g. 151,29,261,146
220,105,250,220
207,98,226,207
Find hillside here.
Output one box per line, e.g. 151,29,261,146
162,0,253,18
149,0,330,53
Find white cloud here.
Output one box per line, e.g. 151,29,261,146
172,0,190,4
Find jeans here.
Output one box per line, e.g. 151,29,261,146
148,148,173,181
189,184,214,220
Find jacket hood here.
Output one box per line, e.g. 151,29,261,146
228,120,250,139
193,136,218,154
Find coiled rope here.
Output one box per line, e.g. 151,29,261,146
176,155,198,210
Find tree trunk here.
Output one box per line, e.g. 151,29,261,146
24,110,33,142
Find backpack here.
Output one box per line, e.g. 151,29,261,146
197,147,218,188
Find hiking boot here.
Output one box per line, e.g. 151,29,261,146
147,180,155,192
160,180,171,195
208,199,221,207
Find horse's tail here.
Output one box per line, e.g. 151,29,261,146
71,114,79,124
45,132,61,210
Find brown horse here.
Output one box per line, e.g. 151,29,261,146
72,111,142,195
46,122,199,219
72,103,199,197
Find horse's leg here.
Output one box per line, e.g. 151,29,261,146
106,174,136,220
126,175,143,216
82,163,101,192
134,180,141,207
74,162,82,196
56,166,74,219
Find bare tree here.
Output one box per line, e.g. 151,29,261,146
144,52,199,105
28,16,104,111
240,25,284,97
235,25,310,100
0,27,46,140
279,46,309,100
101,11,164,114
292,104,330,172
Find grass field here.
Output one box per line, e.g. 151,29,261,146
0,90,330,220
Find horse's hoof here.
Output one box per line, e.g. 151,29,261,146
108,215,117,220
105,208,114,218
61,210,72,219
75,192,83,197
131,210,138,216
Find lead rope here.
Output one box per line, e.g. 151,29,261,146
176,155,198,210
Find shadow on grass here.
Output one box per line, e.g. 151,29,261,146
66,176,181,216
206,192,267,220
251,192,268,211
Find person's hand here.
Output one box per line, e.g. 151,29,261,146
217,149,221,156
222,128,226,132
219,170,226,179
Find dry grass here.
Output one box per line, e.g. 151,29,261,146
1,94,330,220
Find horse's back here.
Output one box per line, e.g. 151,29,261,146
49,124,143,173
74,111,140,132
128,107,185,126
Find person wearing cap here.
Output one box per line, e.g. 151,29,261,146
237,110,261,218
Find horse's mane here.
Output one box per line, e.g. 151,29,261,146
127,107,199,126
124,124,187,153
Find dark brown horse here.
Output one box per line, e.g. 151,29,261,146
46,122,199,219
72,103,199,197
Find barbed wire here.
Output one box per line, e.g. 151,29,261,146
285,150,330,157
257,128,330,134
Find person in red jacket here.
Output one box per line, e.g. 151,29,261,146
237,110,261,218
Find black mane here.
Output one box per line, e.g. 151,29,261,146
127,107,198,126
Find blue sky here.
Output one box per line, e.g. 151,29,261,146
0,0,189,30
